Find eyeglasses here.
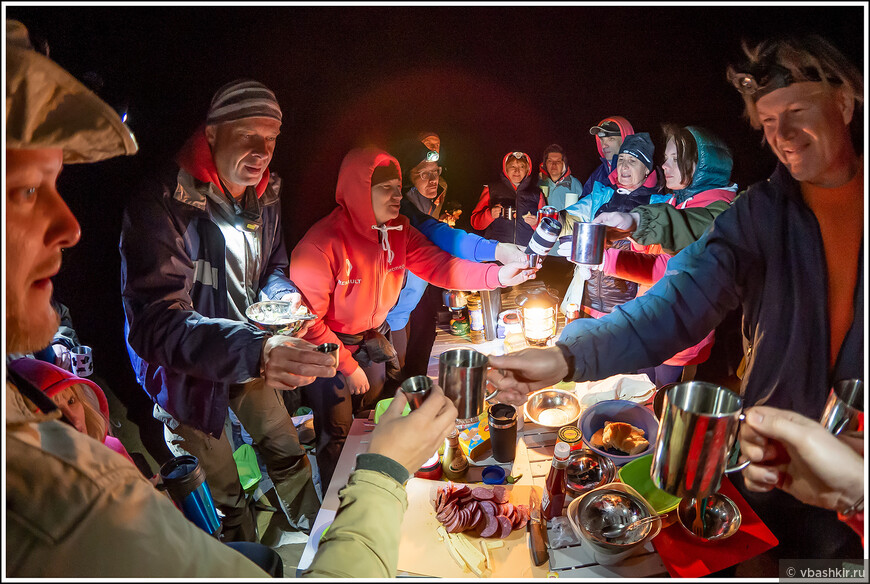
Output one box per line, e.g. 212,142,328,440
415,167,443,181
728,61,839,101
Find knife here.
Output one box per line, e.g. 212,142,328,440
528,488,550,567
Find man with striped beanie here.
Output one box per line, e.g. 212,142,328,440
120,79,336,544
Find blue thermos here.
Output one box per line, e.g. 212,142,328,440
159,455,222,537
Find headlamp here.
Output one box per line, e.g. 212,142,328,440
729,61,838,101
510,151,525,160
425,149,439,162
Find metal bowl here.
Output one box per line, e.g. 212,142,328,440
566,483,662,565
576,488,654,547
565,448,617,497
525,388,582,428
676,493,742,543
245,300,316,335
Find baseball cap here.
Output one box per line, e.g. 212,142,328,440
588,120,621,138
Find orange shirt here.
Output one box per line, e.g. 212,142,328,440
800,159,864,368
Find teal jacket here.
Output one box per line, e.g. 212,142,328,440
631,126,738,253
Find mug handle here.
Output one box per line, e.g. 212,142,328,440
484,367,503,402
724,413,751,473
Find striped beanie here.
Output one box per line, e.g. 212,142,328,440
206,79,282,125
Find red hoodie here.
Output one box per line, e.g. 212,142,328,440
291,148,501,375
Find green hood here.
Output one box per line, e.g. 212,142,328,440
672,126,733,204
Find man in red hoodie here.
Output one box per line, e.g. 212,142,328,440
291,148,536,489
120,80,337,543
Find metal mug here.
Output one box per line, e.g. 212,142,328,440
438,348,499,424
571,222,606,265
820,378,864,435
400,375,433,411
314,342,340,368
651,381,750,499
503,206,517,221
536,205,559,227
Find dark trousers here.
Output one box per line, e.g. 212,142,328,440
300,359,388,492
401,284,443,378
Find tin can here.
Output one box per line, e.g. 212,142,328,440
564,303,580,324
557,425,584,452
536,205,559,227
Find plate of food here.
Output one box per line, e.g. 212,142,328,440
245,300,316,334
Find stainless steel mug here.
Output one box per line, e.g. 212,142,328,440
315,342,340,368
651,381,750,499
438,348,499,424
571,222,606,265
820,378,864,435
400,375,433,410
503,206,517,221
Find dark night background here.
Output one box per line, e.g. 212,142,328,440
5,4,864,454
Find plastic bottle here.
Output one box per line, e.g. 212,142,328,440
441,429,469,480
542,441,571,520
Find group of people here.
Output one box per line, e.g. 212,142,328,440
5,15,865,579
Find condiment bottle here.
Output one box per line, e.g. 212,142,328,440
466,293,485,344
542,441,571,520
441,429,469,480
557,425,583,453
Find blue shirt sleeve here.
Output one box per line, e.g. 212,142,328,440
414,216,498,262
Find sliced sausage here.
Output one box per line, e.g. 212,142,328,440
478,513,500,538
472,487,494,500
497,515,513,538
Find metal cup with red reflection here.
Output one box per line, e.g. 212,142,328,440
536,206,559,228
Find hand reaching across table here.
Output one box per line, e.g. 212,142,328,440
368,384,458,474
487,347,569,405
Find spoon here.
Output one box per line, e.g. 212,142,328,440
601,514,663,539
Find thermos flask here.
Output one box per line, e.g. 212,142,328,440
159,454,223,537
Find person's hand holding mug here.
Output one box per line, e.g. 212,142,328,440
494,242,528,265
593,211,639,247
368,384,458,475
51,343,72,371
490,204,503,220
739,405,864,514
497,262,538,287
262,335,336,390
487,347,569,405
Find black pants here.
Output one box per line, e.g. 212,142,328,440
300,359,388,492
401,284,444,377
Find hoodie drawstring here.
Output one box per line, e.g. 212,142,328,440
371,224,403,264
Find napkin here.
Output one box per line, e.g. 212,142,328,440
652,477,779,578
575,373,656,408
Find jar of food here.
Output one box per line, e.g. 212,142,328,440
466,293,485,344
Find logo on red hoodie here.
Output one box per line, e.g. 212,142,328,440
337,258,362,285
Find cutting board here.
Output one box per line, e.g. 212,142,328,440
397,478,549,578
